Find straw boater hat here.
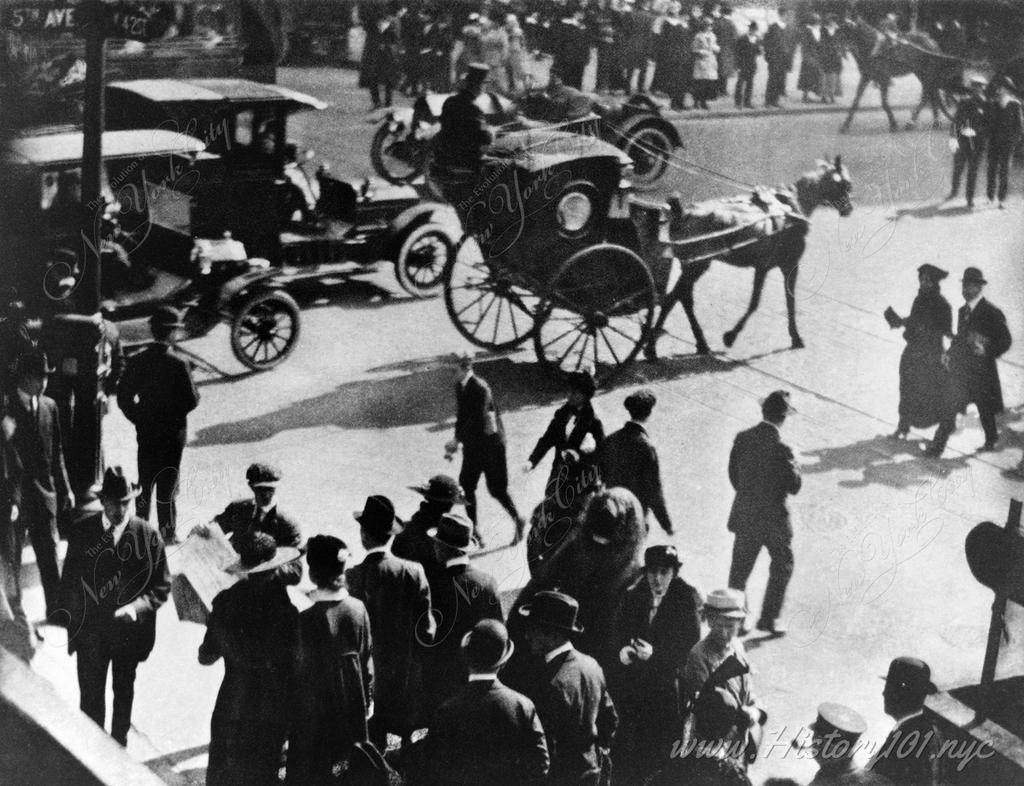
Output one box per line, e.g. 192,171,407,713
99,466,141,501
226,531,301,575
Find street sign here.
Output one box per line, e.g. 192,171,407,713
2,0,175,41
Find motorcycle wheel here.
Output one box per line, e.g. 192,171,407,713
370,123,426,184
229,290,301,371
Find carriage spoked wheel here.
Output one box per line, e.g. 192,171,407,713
533,244,656,385
443,242,541,351
230,290,302,371
621,127,673,188
370,123,427,184
395,223,454,298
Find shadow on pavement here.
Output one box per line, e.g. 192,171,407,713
800,433,971,490
891,201,973,220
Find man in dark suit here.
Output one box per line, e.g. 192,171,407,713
433,63,494,174
869,657,944,786
57,466,170,746
421,512,503,718
446,352,525,547
393,474,463,569
194,462,303,585
7,352,72,621
986,76,1024,208
726,390,801,635
117,306,199,544
517,590,618,785
346,494,433,749
598,389,675,535
947,77,990,209
763,7,795,107
927,267,1012,456
0,408,33,661
426,619,549,786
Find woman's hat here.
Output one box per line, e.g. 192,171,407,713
518,590,585,633
408,474,464,504
428,511,477,553
99,466,141,502
704,588,747,619
226,531,301,575
461,619,515,670
354,495,399,541
306,534,349,578
962,267,987,285
917,264,948,282
644,544,682,570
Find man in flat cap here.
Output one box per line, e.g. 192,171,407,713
802,702,887,785
58,466,170,746
927,267,1011,456
117,305,199,544
598,389,676,535
726,391,801,635
346,494,433,750
425,619,549,786
947,76,989,208
869,657,944,786
195,462,303,585
886,264,953,439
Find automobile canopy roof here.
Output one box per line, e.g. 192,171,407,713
3,129,207,167
107,78,328,113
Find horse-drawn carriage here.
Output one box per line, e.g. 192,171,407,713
435,129,854,384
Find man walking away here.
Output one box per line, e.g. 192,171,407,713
986,76,1024,208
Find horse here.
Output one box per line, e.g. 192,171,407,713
640,156,853,360
838,18,962,133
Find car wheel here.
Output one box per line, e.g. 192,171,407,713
229,290,301,371
370,123,426,184
395,222,454,298
622,126,673,188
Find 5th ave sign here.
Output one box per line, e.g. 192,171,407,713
3,0,169,41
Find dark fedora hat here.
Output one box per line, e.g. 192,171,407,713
15,351,55,378
408,474,464,504
881,656,937,696
917,263,948,282
462,619,515,670
99,466,141,502
566,370,597,398
149,305,185,329
518,590,585,634
428,511,477,553
354,495,399,541
962,267,987,285
644,544,682,570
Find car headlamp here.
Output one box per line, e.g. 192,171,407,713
557,191,593,235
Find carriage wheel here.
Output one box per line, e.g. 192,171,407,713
443,240,540,351
621,126,672,188
230,290,301,371
533,244,656,385
370,123,426,184
395,223,453,298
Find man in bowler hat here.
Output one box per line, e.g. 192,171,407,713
195,462,303,585
7,351,72,621
57,466,170,746
517,590,618,785
727,391,801,635
426,619,549,786
927,267,1012,456
869,657,944,786
117,306,199,544
598,389,676,535
446,352,526,547
346,494,433,749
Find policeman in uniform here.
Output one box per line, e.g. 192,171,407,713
117,306,199,544
947,76,989,208
802,703,887,785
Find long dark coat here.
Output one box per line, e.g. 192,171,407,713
346,552,432,735
948,298,1012,415
598,421,673,533
360,14,401,88
7,391,71,519
199,579,299,786
727,421,801,539
609,576,702,771
796,26,821,92
528,400,604,493
116,342,199,443
653,20,691,104
287,594,373,786
898,289,953,429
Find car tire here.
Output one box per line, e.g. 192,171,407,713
395,222,454,298
229,289,301,371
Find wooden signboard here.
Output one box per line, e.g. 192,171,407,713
168,528,238,626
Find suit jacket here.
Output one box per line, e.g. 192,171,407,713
528,402,604,484
529,648,617,785
727,421,801,537
58,513,170,660
763,22,794,68
6,391,71,516
427,678,549,786
215,500,303,585
734,34,762,73
949,297,1012,414
117,342,199,439
598,421,673,533
346,550,432,733
433,89,493,170
870,712,944,786
455,373,504,449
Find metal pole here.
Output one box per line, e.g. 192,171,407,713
79,0,106,316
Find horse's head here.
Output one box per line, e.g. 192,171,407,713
797,156,853,216
837,16,878,63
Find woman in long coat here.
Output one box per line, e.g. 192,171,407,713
653,4,690,109
200,533,301,786
287,536,373,786
691,18,720,108
890,264,953,438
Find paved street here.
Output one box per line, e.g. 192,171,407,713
23,63,1024,785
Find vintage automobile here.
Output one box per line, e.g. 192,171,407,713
105,77,458,298
2,127,306,371
371,88,683,189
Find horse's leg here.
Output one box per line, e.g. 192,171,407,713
907,92,928,129
840,76,869,133
780,241,806,349
679,275,711,355
644,287,677,361
880,82,898,132
723,266,768,348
